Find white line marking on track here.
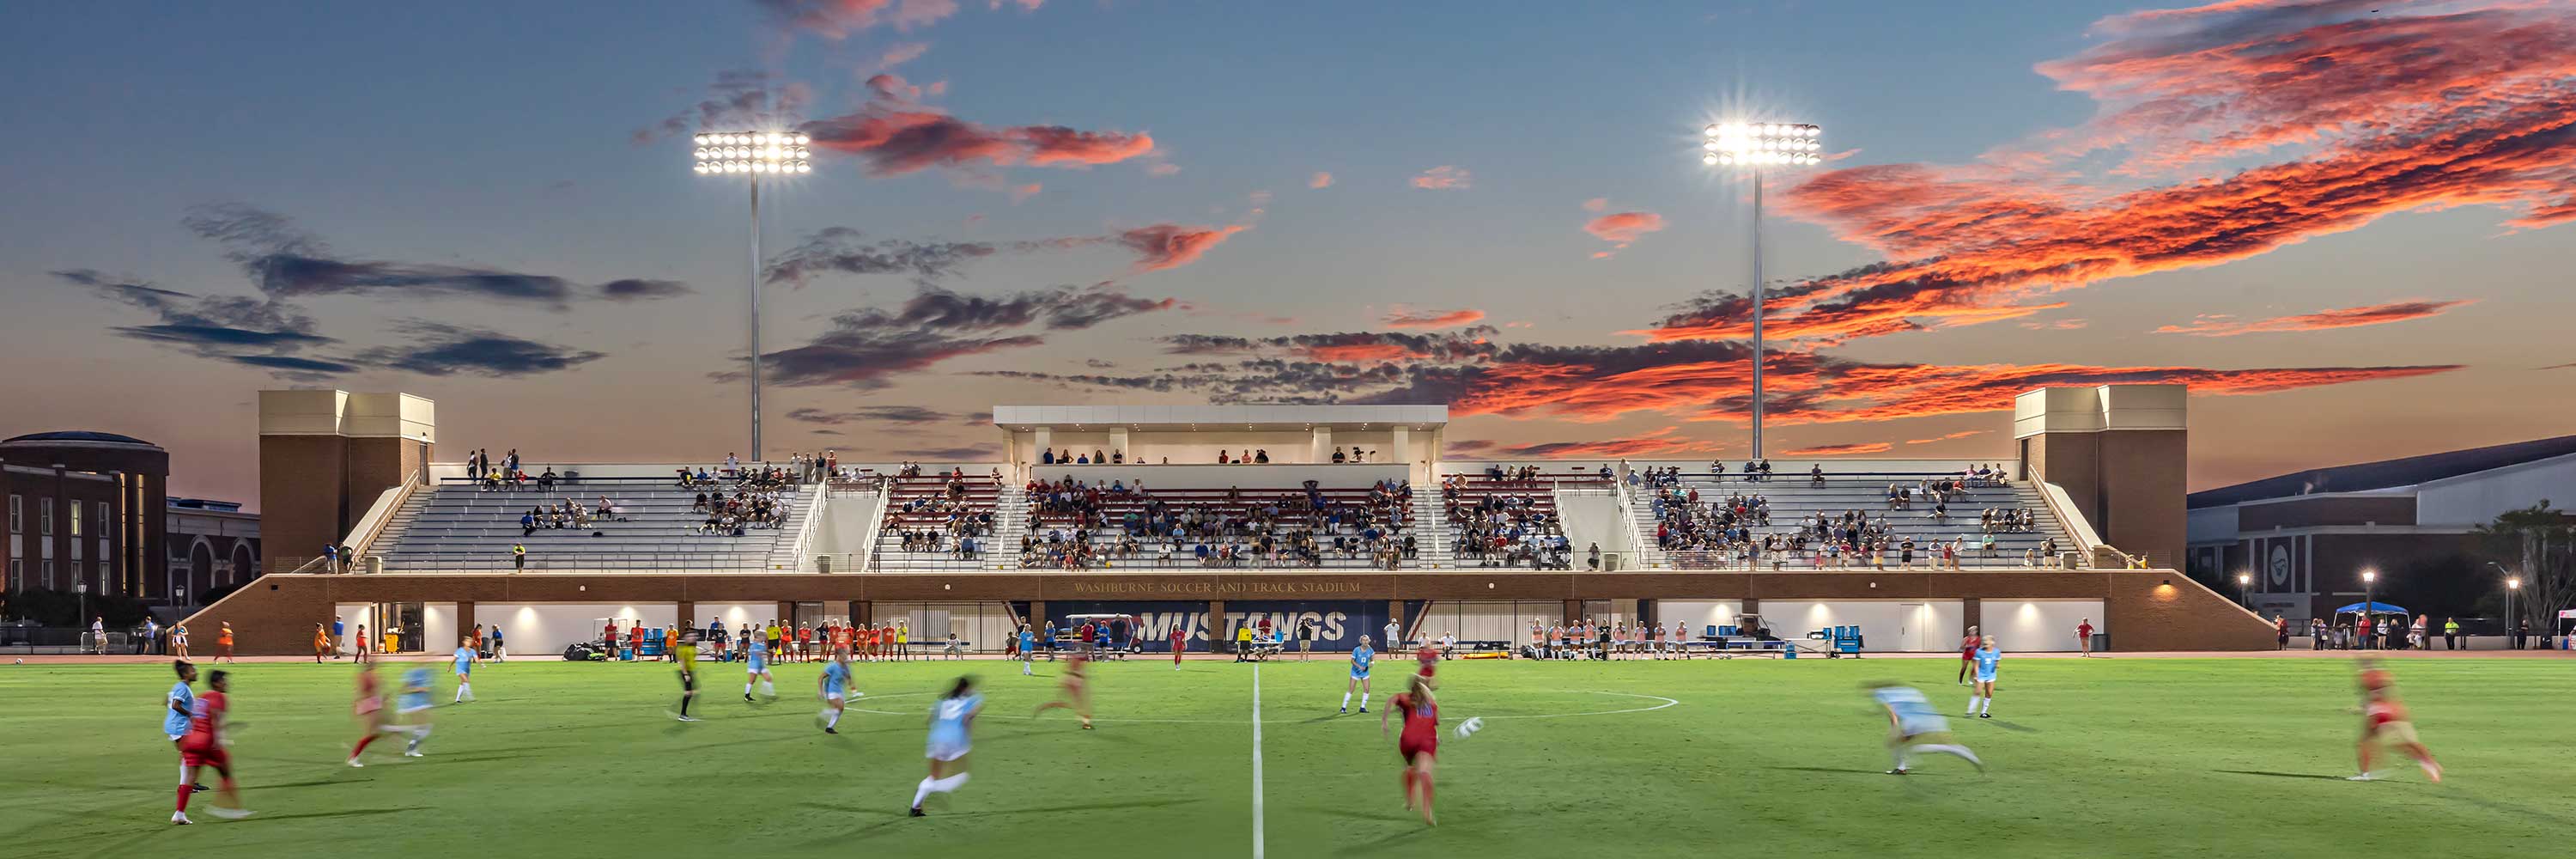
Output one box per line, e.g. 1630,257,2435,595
1251,663,1267,859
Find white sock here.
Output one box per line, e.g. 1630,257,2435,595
1912,743,1981,766
1341,692,1352,709
745,682,754,694
912,777,938,807
825,709,841,728
1890,747,1911,770
1359,693,1370,710
761,680,775,695
463,683,473,701
1967,695,1982,714
937,773,969,792
1978,698,1991,715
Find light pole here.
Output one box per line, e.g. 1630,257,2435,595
2360,568,2377,647
1702,121,1822,460
2236,571,2252,609
75,581,88,653
692,131,813,463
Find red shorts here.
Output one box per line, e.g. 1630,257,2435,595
181,746,228,769
1397,738,1437,762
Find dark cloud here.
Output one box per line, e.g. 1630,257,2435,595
228,354,365,374
355,322,606,377
763,227,1000,287
893,444,1003,460
747,326,1046,389
182,204,688,310
787,405,957,425
597,279,693,302
57,268,345,376
632,69,813,144
829,284,1179,333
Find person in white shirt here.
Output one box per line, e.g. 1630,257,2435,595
1382,620,1402,649
92,617,107,654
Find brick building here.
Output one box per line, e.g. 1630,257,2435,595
1,431,165,601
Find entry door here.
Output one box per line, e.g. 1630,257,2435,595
1899,603,1929,651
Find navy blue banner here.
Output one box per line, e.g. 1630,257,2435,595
1022,600,1422,651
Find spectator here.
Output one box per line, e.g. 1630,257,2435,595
512,542,527,571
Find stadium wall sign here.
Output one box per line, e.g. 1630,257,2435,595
1022,599,1423,649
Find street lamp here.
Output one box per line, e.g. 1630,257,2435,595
2360,568,2378,639
1701,121,1824,460
2236,571,2252,609
692,131,814,462
75,581,88,654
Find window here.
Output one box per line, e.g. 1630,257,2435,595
41,498,53,536
6,559,17,591
41,559,55,588
8,495,18,533
70,501,82,537
97,503,110,536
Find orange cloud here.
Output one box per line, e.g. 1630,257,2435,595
1411,165,1471,190
1581,198,1608,212
1905,430,1990,445
2153,299,2475,337
1309,171,1334,189
756,0,960,39
1115,224,1247,272
1781,442,1893,456
1494,426,1725,459
1583,211,1666,253
1382,308,1486,329
804,81,1154,176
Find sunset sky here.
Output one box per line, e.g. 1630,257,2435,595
4,0,2572,508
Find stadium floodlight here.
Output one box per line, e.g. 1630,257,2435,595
2237,571,2252,608
1699,120,1824,459
692,130,815,461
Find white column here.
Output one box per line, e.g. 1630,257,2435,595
1109,427,1130,462
1032,427,1053,467
1311,427,1334,463
1390,427,1412,468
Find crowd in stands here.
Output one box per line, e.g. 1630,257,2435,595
885,466,995,558
1442,474,1571,569
690,487,793,537
1015,477,1417,570
1033,445,1397,466
517,496,630,537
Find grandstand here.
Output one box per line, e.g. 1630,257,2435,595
868,469,1005,570
1625,466,2075,570
368,472,813,573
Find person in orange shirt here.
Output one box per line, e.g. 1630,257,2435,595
665,626,678,662
313,624,331,663
796,624,815,662
832,621,853,656
216,623,237,664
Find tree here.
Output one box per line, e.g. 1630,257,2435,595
2476,501,2576,633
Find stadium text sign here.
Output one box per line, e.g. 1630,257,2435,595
1064,579,1367,597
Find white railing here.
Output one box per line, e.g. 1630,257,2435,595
1611,475,1661,569
339,473,422,572
775,483,828,570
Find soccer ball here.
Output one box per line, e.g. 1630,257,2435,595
1454,716,1484,740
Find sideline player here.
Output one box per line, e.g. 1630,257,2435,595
1957,625,1981,685
910,676,982,817
1382,673,1440,826
173,669,252,824
1966,637,1999,718
819,646,855,734
1032,651,1093,729
164,661,207,792
744,634,777,702
671,631,702,722
312,624,331,663
215,623,236,664
452,637,479,703
1341,635,1376,714
2350,660,2441,782
1868,682,1983,776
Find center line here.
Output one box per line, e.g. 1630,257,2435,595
1250,663,1266,859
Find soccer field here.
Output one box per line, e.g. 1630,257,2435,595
1,654,2564,857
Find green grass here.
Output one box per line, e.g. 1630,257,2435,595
1,654,2566,857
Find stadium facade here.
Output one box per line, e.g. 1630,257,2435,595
188,385,2271,655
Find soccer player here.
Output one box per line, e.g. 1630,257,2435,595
452,637,479,703
171,623,191,660
2350,661,2441,782
348,660,394,766
796,623,814,663
165,661,207,791
215,623,236,664
818,647,854,734
490,624,505,661
1382,673,1440,826
1967,637,2000,718
1018,624,1038,676
744,635,777,702
392,665,436,757
352,624,368,664
173,669,252,824
2075,618,2095,657
1342,635,1376,714
1033,651,1094,729
1868,682,1983,776
312,624,331,664
895,621,911,662
672,632,702,722
910,676,982,817
1170,623,1186,670
1958,625,1982,685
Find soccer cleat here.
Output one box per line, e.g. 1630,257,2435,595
172,812,192,825
2420,761,2443,783
1886,768,1909,776
206,807,253,820
1980,713,1992,719
675,715,701,722
347,758,365,768
1358,707,1368,714
2346,772,2378,782
909,807,927,817
824,727,839,734
745,693,755,702
1339,707,1347,715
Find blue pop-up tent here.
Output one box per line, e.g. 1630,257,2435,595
2334,601,2408,615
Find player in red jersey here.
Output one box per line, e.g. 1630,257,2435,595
1032,652,1094,729
1415,645,1440,678
346,660,391,767
173,670,251,824
1957,625,1981,685
2350,660,2441,782
1169,624,1187,670
1382,673,1441,825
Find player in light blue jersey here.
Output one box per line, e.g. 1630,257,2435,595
451,637,479,704
1967,637,2001,718
910,676,983,817
1868,683,1981,775
394,666,435,757
1018,624,1038,676
744,637,776,702
1342,636,1376,714
164,661,207,791
817,647,856,734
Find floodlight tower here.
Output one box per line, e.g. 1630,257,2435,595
692,131,813,462
1701,121,1823,460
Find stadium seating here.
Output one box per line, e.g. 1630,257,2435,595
1004,479,1429,570
370,478,806,572
870,472,1005,570
1442,468,1606,569
1626,470,2075,570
